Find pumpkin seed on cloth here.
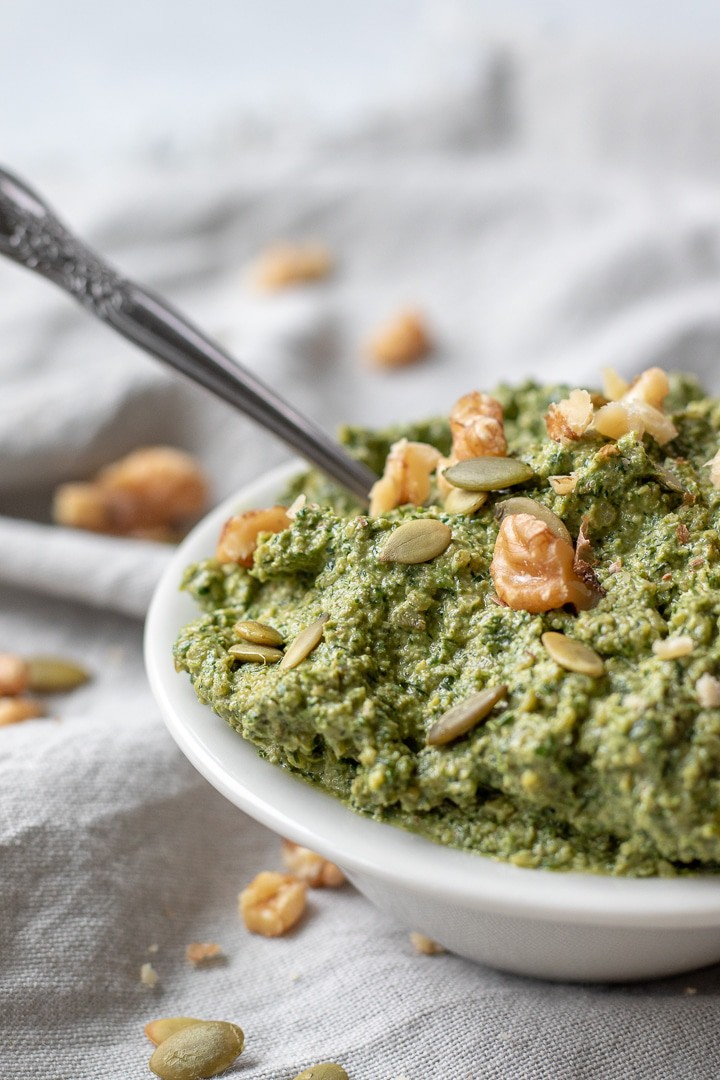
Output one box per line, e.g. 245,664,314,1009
541,632,605,676
443,488,488,515
427,685,508,746
442,456,533,492
280,615,329,670
233,620,284,647
145,1018,205,1047
228,643,284,664
495,497,571,543
292,1065,350,1080
148,1020,244,1080
26,656,90,692
378,519,452,564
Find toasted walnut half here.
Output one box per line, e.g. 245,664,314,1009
216,506,291,566
449,391,507,459
369,438,441,516
545,389,594,443
437,392,507,500
490,513,596,613
367,311,431,368
281,840,345,887
238,871,307,937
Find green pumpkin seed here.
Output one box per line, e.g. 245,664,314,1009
495,497,571,543
427,685,508,746
654,466,686,494
279,616,329,670
292,1065,350,1080
27,656,90,693
443,488,488,516
149,1021,244,1080
541,632,605,677
378,519,452,564
233,620,284,647
145,1018,204,1047
442,456,534,492
229,644,284,664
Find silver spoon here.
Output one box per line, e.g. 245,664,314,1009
0,166,377,503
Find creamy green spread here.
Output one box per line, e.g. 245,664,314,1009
174,376,720,877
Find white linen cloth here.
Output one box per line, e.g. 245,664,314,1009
5,45,720,1080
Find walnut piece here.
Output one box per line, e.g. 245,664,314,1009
238,871,307,937
249,243,332,290
140,962,159,988
652,636,694,660
0,654,29,697
53,447,208,536
449,391,507,459
490,513,596,613
185,942,223,966
281,840,346,887
369,439,441,516
545,389,594,443
216,506,291,566
367,311,431,368
548,474,578,495
624,367,670,409
593,399,677,446
602,367,630,401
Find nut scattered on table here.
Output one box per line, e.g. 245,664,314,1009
281,840,346,887
0,697,43,727
185,942,223,966
140,962,159,988
367,310,431,368
239,871,307,937
0,653,29,696
249,243,333,290
53,446,208,540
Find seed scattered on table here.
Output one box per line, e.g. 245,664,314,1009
148,1020,244,1080
26,656,90,693
281,840,346,887
145,1018,204,1047
292,1065,350,1080
409,931,446,955
541,632,605,677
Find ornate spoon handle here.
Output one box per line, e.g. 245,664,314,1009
0,166,376,503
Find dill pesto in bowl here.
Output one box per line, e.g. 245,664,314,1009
174,370,720,877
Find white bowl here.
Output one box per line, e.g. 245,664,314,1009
145,461,720,982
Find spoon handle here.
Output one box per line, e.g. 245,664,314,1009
0,166,376,503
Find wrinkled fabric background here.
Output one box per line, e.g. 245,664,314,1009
3,33,720,1080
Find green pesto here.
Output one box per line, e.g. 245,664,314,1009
174,376,720,876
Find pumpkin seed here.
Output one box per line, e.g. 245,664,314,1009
541,632,605,676
279,616,329,670
27,656,90,693
234,620,284,647
292,1065,350,1080
149,1021,244,1080
442,456,533,492
229,644,284,664
654,466,686,494
145,1018,204,1047
443,488,488,516
427,685,508,746
378,519,452,564
495,497,571,543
